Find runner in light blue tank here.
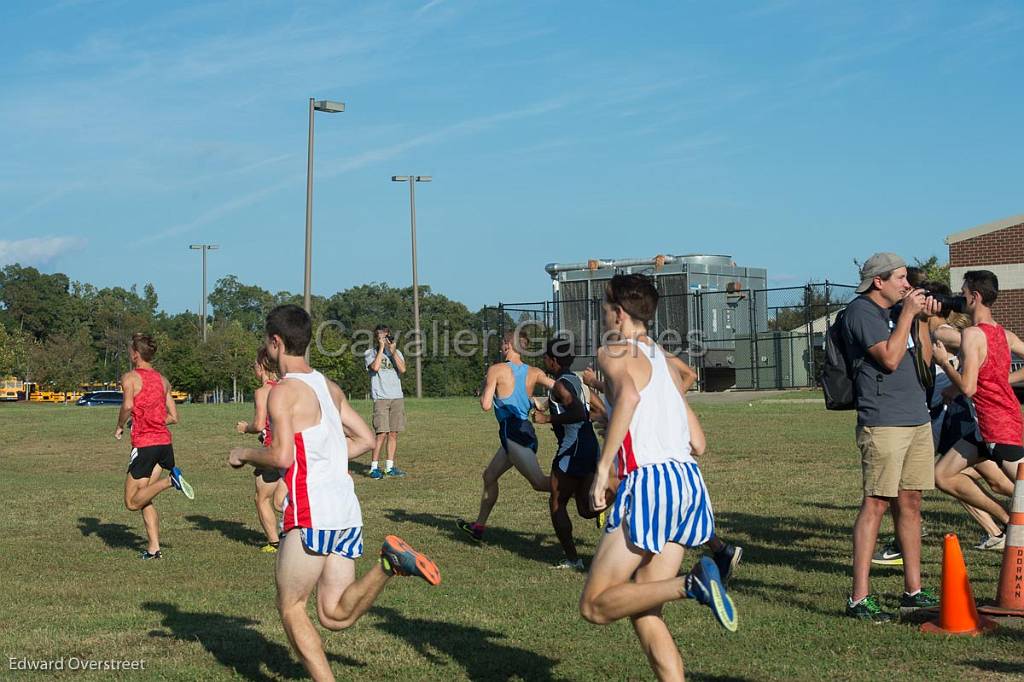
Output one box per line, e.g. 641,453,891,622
457,329,554,542
493,361,538,453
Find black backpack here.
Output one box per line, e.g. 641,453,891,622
821,309,859,410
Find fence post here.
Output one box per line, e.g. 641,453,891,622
805,284,815,387
751,289,760,390
695,291,705,392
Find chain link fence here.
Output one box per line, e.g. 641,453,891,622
485,282,858,391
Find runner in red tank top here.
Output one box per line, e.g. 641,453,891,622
115,333,193,559
934,271,1024,547
235,347,285,552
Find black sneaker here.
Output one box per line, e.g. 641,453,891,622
456,519,484,543
140,550,162,560
846,595,893,622
712,543,743,584
899,588,939,610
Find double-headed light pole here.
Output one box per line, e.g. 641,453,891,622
391,175,431,399
189,244,219,342
304,98,345,314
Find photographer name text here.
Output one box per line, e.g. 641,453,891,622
8,657,146,672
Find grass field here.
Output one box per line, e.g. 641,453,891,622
2,397,1022,681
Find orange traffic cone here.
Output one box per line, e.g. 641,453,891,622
979,461,1024,617
920,533,997,635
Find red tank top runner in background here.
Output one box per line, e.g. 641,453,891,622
262,379,278,447
973,323,1024,446
131,368,172,448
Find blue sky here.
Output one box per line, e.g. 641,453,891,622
1,1,1022,314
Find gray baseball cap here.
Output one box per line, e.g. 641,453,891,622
856,252,906,293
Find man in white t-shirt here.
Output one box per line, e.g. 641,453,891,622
364,324,408,479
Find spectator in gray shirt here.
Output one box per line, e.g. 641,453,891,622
841,252,941,622
364,324,407,479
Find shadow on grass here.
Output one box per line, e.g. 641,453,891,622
143,601,363,681
970,659,1024,675
371,606,562,681
797,501,859,513
77,516,145,550
349,460,371,476
715,511,851,576
383,508,558,565
185,514,265,547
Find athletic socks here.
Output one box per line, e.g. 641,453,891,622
386,460,394,471
370,462,380,471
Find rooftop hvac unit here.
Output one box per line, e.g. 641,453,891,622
545,254,768,380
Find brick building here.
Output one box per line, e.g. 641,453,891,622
945,214,1024,338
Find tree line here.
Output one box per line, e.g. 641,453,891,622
0,264,505,400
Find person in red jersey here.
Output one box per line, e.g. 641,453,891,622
934,270,1024,543
115,333,193,559
236,346,286,553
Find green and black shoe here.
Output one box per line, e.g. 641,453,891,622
899,588,939,610
846,595,894,623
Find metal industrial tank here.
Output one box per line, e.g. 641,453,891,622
544,254,768,390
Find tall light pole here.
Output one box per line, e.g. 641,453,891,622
304,98,345,315
391,175,431,398
189,244,219,342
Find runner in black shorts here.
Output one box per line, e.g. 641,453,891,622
116,333,193,560
128,445,176,479
532,337,609,570
236,347,286,552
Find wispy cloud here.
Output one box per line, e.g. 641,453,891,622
415,0,448,17
0,236,87,266
142,95,573,244
0,185,79,228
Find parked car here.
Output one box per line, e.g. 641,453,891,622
77,391,124,406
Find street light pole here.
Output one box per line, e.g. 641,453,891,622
391,175,432,398
303,98,345,316
189,244,219,342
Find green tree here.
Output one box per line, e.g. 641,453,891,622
89,285,158,382
30,328,95,392
202,320,259,398
160,336,207,396
310,323,362,396
209,275,275,334
913,255,950,286
0,264,74,340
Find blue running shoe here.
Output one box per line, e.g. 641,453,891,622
369,468,385,480
385,467,407,478
686,556,738,632
169,467,194,500
140,550,162,560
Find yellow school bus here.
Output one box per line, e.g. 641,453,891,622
0,377,22,401
171,390,189,404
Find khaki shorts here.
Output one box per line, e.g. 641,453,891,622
372,398,406,433
856,423,934,498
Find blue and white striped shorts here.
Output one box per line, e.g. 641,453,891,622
606,460,715,553
297,527,364,559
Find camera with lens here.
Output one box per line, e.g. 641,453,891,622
918,281,967,315
891,284,966,320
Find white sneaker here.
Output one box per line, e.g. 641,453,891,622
551,558,585,571
975,533,1006,551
